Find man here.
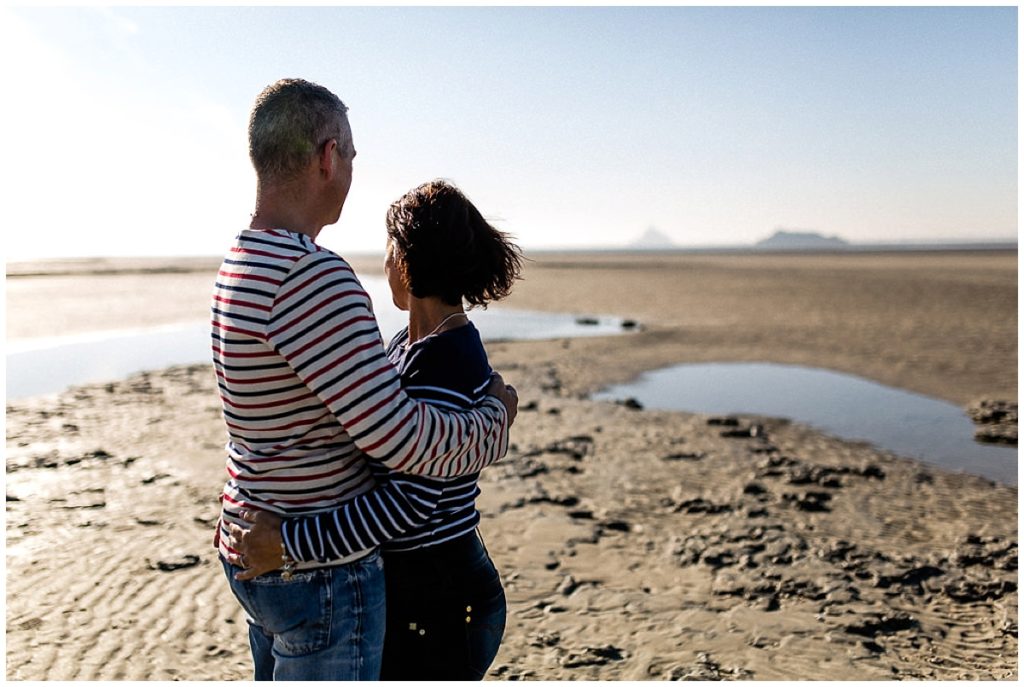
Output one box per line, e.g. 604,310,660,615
213,78,517,681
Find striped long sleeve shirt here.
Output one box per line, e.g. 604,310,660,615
214,229,509,568
281,323,493,562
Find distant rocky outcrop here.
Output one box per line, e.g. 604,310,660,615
629,227,676,249
755,230,849,251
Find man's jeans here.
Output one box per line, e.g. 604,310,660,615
222,552,385,681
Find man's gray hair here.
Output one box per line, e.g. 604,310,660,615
248,78,350,185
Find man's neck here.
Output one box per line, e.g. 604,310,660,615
250,186,322,240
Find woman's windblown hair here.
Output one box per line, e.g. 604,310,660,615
385,179,523,307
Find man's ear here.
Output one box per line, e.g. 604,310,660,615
318,138,337,178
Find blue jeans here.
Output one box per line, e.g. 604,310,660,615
379,531,506,680
221,552,386,681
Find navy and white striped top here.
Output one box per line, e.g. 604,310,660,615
280,322,493,561
213,229,508,569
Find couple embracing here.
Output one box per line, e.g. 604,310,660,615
211,78,523,680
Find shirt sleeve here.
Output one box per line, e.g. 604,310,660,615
281,466,442,563
265,252,509,478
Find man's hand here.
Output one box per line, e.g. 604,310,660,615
224,509,286,581
486,371,518,426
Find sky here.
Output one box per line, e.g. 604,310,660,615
0,5,1017,260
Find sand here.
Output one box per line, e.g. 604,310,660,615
5,250,1018,680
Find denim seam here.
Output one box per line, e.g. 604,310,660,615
351,562,364,671
321,568,333,657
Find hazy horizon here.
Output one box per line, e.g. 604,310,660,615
5,233,1017,266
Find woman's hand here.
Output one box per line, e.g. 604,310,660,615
225,509,286,581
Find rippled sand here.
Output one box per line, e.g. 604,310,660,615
5,249,1017,679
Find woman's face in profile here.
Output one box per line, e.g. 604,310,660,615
384,240,410,311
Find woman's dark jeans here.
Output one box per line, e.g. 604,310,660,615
379,530,506,681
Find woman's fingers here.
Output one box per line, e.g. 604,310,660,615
233,565,268,582
226,522,247,548
224,508,285,581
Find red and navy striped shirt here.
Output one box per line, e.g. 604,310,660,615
214,229,508,568
280,323,494,562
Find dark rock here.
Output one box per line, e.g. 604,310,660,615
967,399,1017,424
528,436,594,461
561,645,626,668
743,482,768,495
600,519,631,533
521,401,539,411
141,473,172,485
528,632,561,647
557,575,580,596
944,578,1017,602
719,423,765,439
707,416,740,427
617,397,644,410
782,491,832,512
874,565,944,592
975,424,1017,445
528,493,580,508
621,319,638,330
844,612,918,637
149,554,201,572
674,498,733,515
862,640,885,654
663,452,705,462
952,535,1018,571
860,465,886,480
966,399,1017,445
575,317,600,326
702,549,738,569
787,466,843,488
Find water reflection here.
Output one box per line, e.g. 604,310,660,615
6,277,627,400
593,362,1017,485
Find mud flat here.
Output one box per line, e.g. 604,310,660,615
5,249,1017,679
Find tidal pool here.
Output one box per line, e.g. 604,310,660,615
6,277,627,401
593,362,1017,485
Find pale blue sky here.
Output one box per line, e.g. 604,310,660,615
0,5,1017,259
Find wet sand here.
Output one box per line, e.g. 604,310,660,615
5,249,1018,679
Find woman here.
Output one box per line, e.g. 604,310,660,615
227,179,524,680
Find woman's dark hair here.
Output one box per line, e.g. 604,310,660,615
385,180,523,307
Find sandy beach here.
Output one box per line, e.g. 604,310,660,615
5,249,1018,680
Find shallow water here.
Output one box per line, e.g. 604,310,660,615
593,362,1017,485
6,277,627,400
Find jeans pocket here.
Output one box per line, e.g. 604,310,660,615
237,570,331,657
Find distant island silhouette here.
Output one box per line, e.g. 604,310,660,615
754,230,849,250
629,227,676,249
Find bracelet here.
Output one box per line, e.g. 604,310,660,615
280,541,296,581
